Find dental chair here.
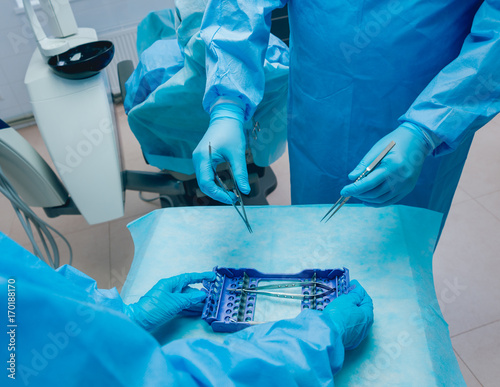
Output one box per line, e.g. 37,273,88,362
116,4,291,209
0,0,289,226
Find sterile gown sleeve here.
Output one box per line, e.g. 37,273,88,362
201,0,287,120
1,234,345,386
162,310,344,386
401,0,500,155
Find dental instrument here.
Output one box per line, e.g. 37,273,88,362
321,141,396,223
202,267,351,332
209,144,253,233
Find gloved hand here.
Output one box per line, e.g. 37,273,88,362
125,272,216,332
193,103,250,204
340,123,437,206
324,280,374,350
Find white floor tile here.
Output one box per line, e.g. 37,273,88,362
123,190,161,219
0,195,16,235
114,103,161,173
458,116,500,199
17,124,56,172
452,187,473,206
476,191,500,221
52,224,110,288
8,206,93,246
454,350,483,387
453,321,500,387
110,215,144,292
7,219,37,246
68,223,110,289
267,145,291,206
20,222,110,288
115,104,144,162
123,155,160,172
434,199,500,336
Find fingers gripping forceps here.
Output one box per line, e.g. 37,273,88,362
321,141,396,223
209,144,253,233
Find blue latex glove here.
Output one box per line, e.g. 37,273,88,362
193,103,250,204
125,272,216,331
341,123,437,206
324,280,374,350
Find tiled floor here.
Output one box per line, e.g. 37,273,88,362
1,104,499,386
432,116,500,387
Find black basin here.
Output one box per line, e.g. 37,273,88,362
48,40,115,80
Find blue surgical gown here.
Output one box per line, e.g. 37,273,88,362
201,0,500,224
0,233,346,386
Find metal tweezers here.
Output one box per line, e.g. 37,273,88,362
234,282,336,300
321,141,396,223
209,144,253,233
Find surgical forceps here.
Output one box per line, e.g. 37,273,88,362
321,141,396,223
209,144,253,233
234,281,336,300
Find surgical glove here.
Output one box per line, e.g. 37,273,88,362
193,103,250,204
125,272,216,332
324,280,374,350
341,123,437,206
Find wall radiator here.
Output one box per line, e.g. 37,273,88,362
100,27,139,98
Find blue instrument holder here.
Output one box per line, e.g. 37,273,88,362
202,267,351,332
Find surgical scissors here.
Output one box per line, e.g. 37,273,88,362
321,141,396,223
209,144,253,233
